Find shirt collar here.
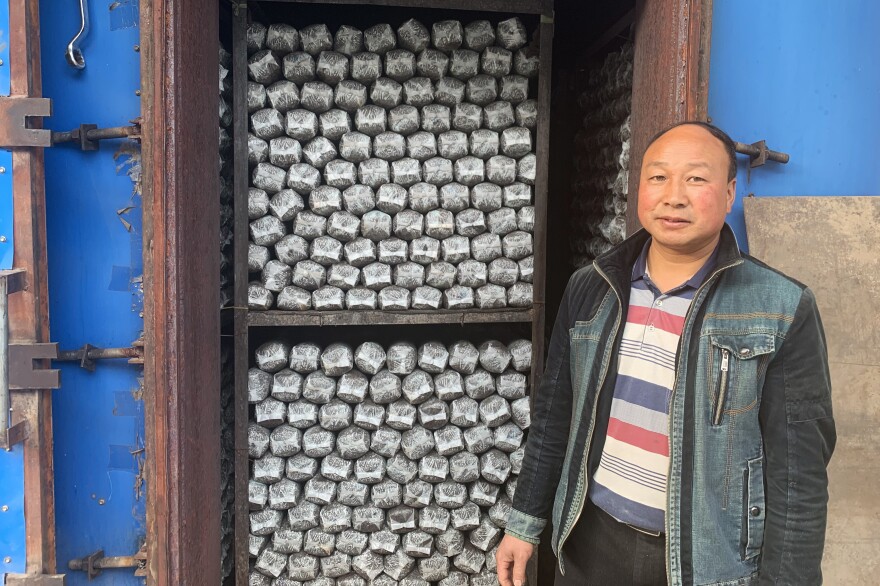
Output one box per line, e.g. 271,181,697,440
632,238,720,291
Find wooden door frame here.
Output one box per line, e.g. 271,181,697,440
134,0,713,582
140,0,221,584
626,0,714,233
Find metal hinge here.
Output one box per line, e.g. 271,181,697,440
1,269,61,450
68,544,147,580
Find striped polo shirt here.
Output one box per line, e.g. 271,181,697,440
588,240,717,533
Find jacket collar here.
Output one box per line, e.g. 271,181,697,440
594,223,743,295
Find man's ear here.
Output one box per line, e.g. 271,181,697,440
726,178,737,213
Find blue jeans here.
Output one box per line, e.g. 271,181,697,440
554,499,666,586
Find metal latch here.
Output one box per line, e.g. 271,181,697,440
733,139,790,168
55,335,144,371
68,544,147,579
51,119,141,151
0,96,140,150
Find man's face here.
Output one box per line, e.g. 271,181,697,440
637,125,736,255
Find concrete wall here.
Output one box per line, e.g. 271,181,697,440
708,2,880,584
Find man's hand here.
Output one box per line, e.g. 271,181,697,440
496,534,535,586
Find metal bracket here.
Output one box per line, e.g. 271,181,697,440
734,139,790,168
9,343,60,390
51,119,141,151
0,419,29,450
68,544,147,579
0,97,52,148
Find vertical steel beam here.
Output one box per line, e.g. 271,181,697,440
7,0,56,574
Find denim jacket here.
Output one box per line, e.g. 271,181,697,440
506,225,836,586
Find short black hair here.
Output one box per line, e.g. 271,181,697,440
645,121,738,181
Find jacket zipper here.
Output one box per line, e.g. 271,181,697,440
556,264,623,575
712,349,730,425
663,259,742,585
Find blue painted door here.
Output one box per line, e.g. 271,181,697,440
40,0,145,581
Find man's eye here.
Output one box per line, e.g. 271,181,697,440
688,176,706,182
650,175,666,181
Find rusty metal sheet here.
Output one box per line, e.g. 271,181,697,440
744,195,880,586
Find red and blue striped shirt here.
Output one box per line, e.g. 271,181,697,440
589,240,717,533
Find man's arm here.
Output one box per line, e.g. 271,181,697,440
504,272,579,544
758,287,836,585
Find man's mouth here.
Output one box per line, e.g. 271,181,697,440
657,216,690,224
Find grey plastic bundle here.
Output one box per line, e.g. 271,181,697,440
248,282,274,310
316,51,350,85
453,156,485,186
452,103,483,133
404,77,435,107
434,77,466,106
335,25,363,56
465,75,497,106
499,75,529,105
364,23,396,54
252,163,287,195
287,164,323,197
283,52,316,84
388,105,421,136
249,244,271,272
370,77,404,109
515,99,538,130
378,237,408,265
268,136,302,168
455,209,487,237
372,129,407,160
438,183,469,213
261,260,292,292
300,81,335,113
358,158,391,188
248,50,281,85
500,126,532,158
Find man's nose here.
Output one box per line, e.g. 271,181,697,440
662,179,688,206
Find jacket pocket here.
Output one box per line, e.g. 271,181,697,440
741,455,766,560
709,333,775,425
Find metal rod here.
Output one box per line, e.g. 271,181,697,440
56,346,141,362
84,125,140,141
734,141,790,164
68,555,141,571
0,276,8,447
51,124,141,145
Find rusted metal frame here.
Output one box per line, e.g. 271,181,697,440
140,0,222,584
7,0,56,574
255,0,553,15
626,0,713,235
247,308,534,327
232,3,251,585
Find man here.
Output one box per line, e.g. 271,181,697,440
496,122,835,586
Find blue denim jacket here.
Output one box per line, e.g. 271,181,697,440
506,225,836,586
